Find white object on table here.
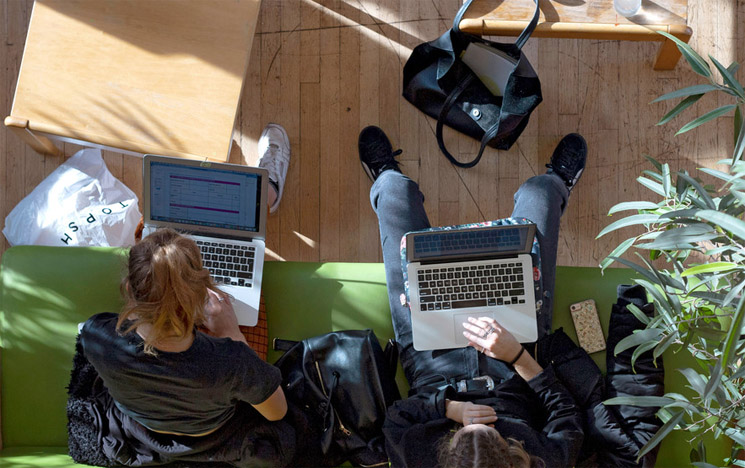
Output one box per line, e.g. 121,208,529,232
614,0,641,17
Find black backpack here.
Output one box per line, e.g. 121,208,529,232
273,329,400,467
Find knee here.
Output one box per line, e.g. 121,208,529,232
370,171,420,211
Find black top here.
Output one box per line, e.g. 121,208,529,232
80,312,282,435
383,366,584,468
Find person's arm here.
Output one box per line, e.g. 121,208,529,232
462,316,542,380
252,385,288,421
463,316,584,466
202,289,247,344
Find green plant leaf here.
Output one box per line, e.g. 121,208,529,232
676,105,737,136
710,55,745,98
631,340,658,369
679,368,707,394
681,262,739,277
658,32,711,77
639,224,718,250
699,167,734,182
659,208,702,220
703,361,723,403
596,214,660,239
674,172,716,207
695,210,745,241
626,303,651,325
603,396,674,406
725,427,745,446
637,177,667,197
723,279,745,307
730,364,745,380
637,410,685,459
607,201,661,215
662,163,671,196
614,328,663,356
721,294,745,369
657,94,705,126
610,256,664,286
600,237,636,270
651,84,718,103
734,106,745,163
654,331,678,359
635,276,673,314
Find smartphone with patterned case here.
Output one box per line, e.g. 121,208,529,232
570,299,606,354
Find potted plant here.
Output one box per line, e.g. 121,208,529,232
597,33,745,467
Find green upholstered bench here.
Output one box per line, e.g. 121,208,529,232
0,246,730,467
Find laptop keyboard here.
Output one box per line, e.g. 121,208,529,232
416,261,526,311
197,240,255,288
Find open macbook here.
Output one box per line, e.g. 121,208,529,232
142,154,268,326
407,224,538,350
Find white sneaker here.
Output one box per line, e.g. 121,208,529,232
257,123,291,213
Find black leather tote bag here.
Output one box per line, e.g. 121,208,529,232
402,0,542,168
274,329,400,467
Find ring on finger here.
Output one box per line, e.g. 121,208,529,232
484,325,496,337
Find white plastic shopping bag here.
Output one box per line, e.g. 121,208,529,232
3,148,141,247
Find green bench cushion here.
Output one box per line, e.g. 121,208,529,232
0,247,731,467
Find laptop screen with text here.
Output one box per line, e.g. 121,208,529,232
149,161,262,233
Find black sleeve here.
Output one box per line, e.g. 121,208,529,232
382,388,454,468
234,343,283,405
525,366,585,467
593,284,665,467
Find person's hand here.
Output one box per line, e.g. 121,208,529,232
203,289,246,343
462,316,522,362
445,400,497,426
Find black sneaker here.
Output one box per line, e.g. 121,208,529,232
546,133,587,190
358,126,403,182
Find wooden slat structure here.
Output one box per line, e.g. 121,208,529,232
459,0,691,70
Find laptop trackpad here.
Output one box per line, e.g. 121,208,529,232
453,312,495,347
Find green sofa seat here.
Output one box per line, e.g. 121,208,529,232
0,246,730,467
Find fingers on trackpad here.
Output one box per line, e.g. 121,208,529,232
453,312,494,347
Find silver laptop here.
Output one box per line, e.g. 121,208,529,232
142,154,268,326
407,224,538,350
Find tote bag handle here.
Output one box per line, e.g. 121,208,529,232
437,0,540,167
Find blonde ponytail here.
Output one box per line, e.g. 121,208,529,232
117,228,217,355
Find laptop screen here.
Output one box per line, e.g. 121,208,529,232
149,160,262,233
407,224,535,263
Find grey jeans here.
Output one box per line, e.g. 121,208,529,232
370,170,570,390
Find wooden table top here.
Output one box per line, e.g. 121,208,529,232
462,0,688,27
10,0,260,162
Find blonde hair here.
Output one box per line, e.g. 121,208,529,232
117,228,217,355
438,425,544,468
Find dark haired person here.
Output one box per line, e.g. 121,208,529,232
359,126,664,468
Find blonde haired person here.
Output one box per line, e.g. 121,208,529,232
76,124,326,467
79,229,305,466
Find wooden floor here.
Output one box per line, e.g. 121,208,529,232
1,0,742,268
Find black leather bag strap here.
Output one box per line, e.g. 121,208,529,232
435,74,500,168
453,0,540,51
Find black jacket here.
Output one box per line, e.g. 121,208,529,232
383,285,664,468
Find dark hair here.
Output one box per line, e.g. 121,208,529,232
117,229,218,355
438,425,545,468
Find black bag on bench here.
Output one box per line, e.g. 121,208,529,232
273,329,400,467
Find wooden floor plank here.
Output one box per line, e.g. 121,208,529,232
0,0,740,271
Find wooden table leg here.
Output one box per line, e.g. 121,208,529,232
4,116,63,157
653,25,693,71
